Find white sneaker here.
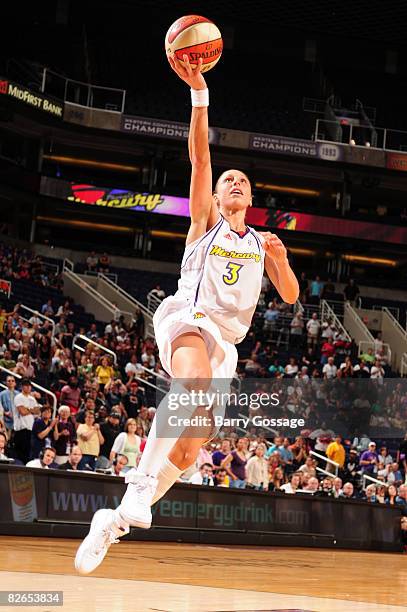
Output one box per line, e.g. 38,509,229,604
117,471,158,528
74,508,129,575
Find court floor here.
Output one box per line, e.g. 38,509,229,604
0,537,406,611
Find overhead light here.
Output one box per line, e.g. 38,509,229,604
43,154,140,173
342,254,396,266
255,182,320,197
151,230,187,239
289,247,316,256
36,216,133,233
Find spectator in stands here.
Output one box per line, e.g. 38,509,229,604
104,378,127,412
289,311,304,348
320,339,335,367
77,410,104,471
268,467,286,491
339,355,354,377
370,359,385,382
26,446,57,469
343,279,360,306
298,272,308,302
221,438,248,489
53,405,77,465
290,436,308,468
268,358,284,378
212,439,231,470
213,467,229,487
322,356,337,379
359,347,375,365
30,405,58,460
13,379,40,464
284,357,299,378
95,357,114,389
41,299,54,317
109,418,141,470
340,482,355,499
309,424,334,455
246,443,269,490
98,252,110,273
263,301,280,336
321,278,335,299
86,322,99,341
304,476,320,492
360,441,379,476
326,435,345,474
125,353,143,380
123,380,146,419
148,284,165,301
60,375,81,415
298,456,316,478
353,359,370,378
374,332,384,354
0,374,17,434
278,438,295,472
86,251,98,272
280,472,301,494
396,434,407,476
309,275,324,301
396,484,407,512
188,463,214,486
385,484,398,505
332,476,343,498
58,445,83,471
306,312,320,349
0,431,9,460
108,454,129,477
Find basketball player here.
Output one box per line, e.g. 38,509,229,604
75,54,299,574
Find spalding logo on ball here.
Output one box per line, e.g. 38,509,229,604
165,15,223,73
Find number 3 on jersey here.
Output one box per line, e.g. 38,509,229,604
223,262,243,285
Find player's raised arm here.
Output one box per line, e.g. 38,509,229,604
167,53,216,244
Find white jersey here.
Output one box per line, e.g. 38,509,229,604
175,215,265,344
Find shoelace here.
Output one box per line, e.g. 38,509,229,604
94,528,120,556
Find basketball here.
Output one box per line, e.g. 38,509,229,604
165,15,223,73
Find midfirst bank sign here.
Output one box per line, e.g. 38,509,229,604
0,79,63,117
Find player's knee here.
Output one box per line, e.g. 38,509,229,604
180,365,212,393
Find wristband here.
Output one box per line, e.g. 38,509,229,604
191,88,209,107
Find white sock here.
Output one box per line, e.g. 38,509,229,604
151,458,183,505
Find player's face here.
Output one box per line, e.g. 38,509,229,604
215,170,252,211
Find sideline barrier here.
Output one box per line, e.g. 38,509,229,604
0,465,402,552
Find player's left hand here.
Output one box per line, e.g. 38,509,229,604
259,232,288,263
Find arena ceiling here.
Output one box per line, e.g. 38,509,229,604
131,0,407,45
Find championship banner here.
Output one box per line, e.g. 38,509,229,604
249,133,320,158
386,152,407,172
120,114,221,145
0,78,63,118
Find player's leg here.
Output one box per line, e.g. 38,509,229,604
117,331,213,524
75,332,213,574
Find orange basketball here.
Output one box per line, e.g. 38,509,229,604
165,15,223,73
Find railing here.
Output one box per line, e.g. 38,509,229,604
42,261,59,276
72,334,118,366
0,366,57,418
382,307,407,340
85,270,118,284
98,273,155,337
372,304,399,320
401,353,407,377
344,302,375,341
362,473,386,490
310,449,339,477
294,299,304,315
133,375,167,397
147,292,163,314
18,304,56,337
315,118,407,152
63,263,123,320
320,300,351,341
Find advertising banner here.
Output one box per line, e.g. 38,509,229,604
0,467,402,551
386,152,407,172
0,78,63,118
39,176,407,246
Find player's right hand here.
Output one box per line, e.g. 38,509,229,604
167,52,207,91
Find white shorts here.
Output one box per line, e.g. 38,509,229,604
153,295,238,380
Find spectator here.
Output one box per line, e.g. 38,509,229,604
53,405,77,465
26,446,57,469
98,252,110,273
339,356,354,378
343,279,360,306
360,441,379,475
306,312,320,349
41,299,54,317
77,411,104,471
125,353,143,380
268,466,286,491
108,454,129,477
0,374,17,433
340,482,355,499
212,439,231,469
99,411,122,459
298,456,316,478
246,443,269,490
322,356,337,379
386,484,398,505
290,311,304,349
60,376,81,415
123,380,146,418
86,251,98,271
188,463,214,486
13,379,40,464
370,359,385,382
332,476,343,498
309,275,324,300
95,357,114,389
278,438,294,471
326,435,346,474
396,433,407,475
304,476,320,492
30,405,58,460
58,445,83,471
0,431,9,460
396,484,407,512
109,418,141,470
221,438,247,489
148,284,165,301
353,359,370,378
213,467,229,487
284,357,298,378
196,442,214,470
280,472,301,494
